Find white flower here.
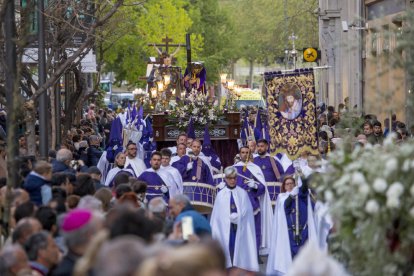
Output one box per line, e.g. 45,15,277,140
384,158,398,177
373,178,387,193
192,108,199,115
365,199,379,214
386,196,400,209
324,190,334,202
403,160,411,172
383,133,396,147
410,185,414,197
386,182,404,199
358,184,370,196
352,172,366,186
410,207,414,218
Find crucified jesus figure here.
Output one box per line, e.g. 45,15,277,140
153,44,181,66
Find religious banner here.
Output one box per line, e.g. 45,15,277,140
264,68,318,159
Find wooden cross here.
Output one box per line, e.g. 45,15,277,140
149,35,185,57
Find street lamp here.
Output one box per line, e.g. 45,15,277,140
150,87,158,99
157,81,164,92
163,74,171,86
220,73,227,84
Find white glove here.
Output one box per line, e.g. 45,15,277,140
217,181,226,190
290,186,299,196
230,212,239,224
160,186,169,194
186,162,193,171
247,179,258,189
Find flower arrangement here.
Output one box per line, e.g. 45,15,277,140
312,135,414,275
169,89,223,130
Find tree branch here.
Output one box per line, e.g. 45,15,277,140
31,0,124,100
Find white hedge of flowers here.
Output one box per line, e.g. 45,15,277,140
315,134,414,275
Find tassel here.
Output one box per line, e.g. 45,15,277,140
327,140,331,154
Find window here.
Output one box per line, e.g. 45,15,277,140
367,0,405,20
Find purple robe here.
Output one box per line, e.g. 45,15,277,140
172,155,214,185
184,66,206,94
137,170,169,202
254,155,285,206
284,183,315,258
172,155,215,212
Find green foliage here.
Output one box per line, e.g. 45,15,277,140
103,0,202,86
186,0,237,82
102,0,319,86
220,0,318,64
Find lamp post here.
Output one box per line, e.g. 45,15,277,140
38,0,48,159
288,33,298,69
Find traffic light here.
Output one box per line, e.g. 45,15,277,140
303,47,320,63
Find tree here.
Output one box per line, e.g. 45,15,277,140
0,0,126,238
220,0,318,86
104,0,203,86
185,0,237,83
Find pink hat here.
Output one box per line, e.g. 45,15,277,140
62,209,92,232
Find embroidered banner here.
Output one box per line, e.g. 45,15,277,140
264,68,318,159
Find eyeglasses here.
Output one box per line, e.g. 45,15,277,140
128,148,137,151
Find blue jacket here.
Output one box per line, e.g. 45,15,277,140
52,160,76,174
175,205,211,236
51,160,88,174
86,146,103,167
23,172,50,206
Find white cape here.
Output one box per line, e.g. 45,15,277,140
160,165,183,195
211,186,259,272
97,151,110,184
275,153,293,173
146,168,178,197
266,187,327,275
104,167,135,187
125,156,146,178
234,161,274,255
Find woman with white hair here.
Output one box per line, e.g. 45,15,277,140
210,166,259,274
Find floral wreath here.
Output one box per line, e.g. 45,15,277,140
169,89,223,130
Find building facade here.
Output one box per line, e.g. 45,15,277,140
318,0,364,111
319,0,413,126
364,0,412,126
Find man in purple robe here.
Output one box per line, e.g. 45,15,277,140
138,152,173,202
254,139,295,207
172,139,215,213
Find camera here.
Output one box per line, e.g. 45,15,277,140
70,160,80,171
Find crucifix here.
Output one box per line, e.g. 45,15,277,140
148,35,186,66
